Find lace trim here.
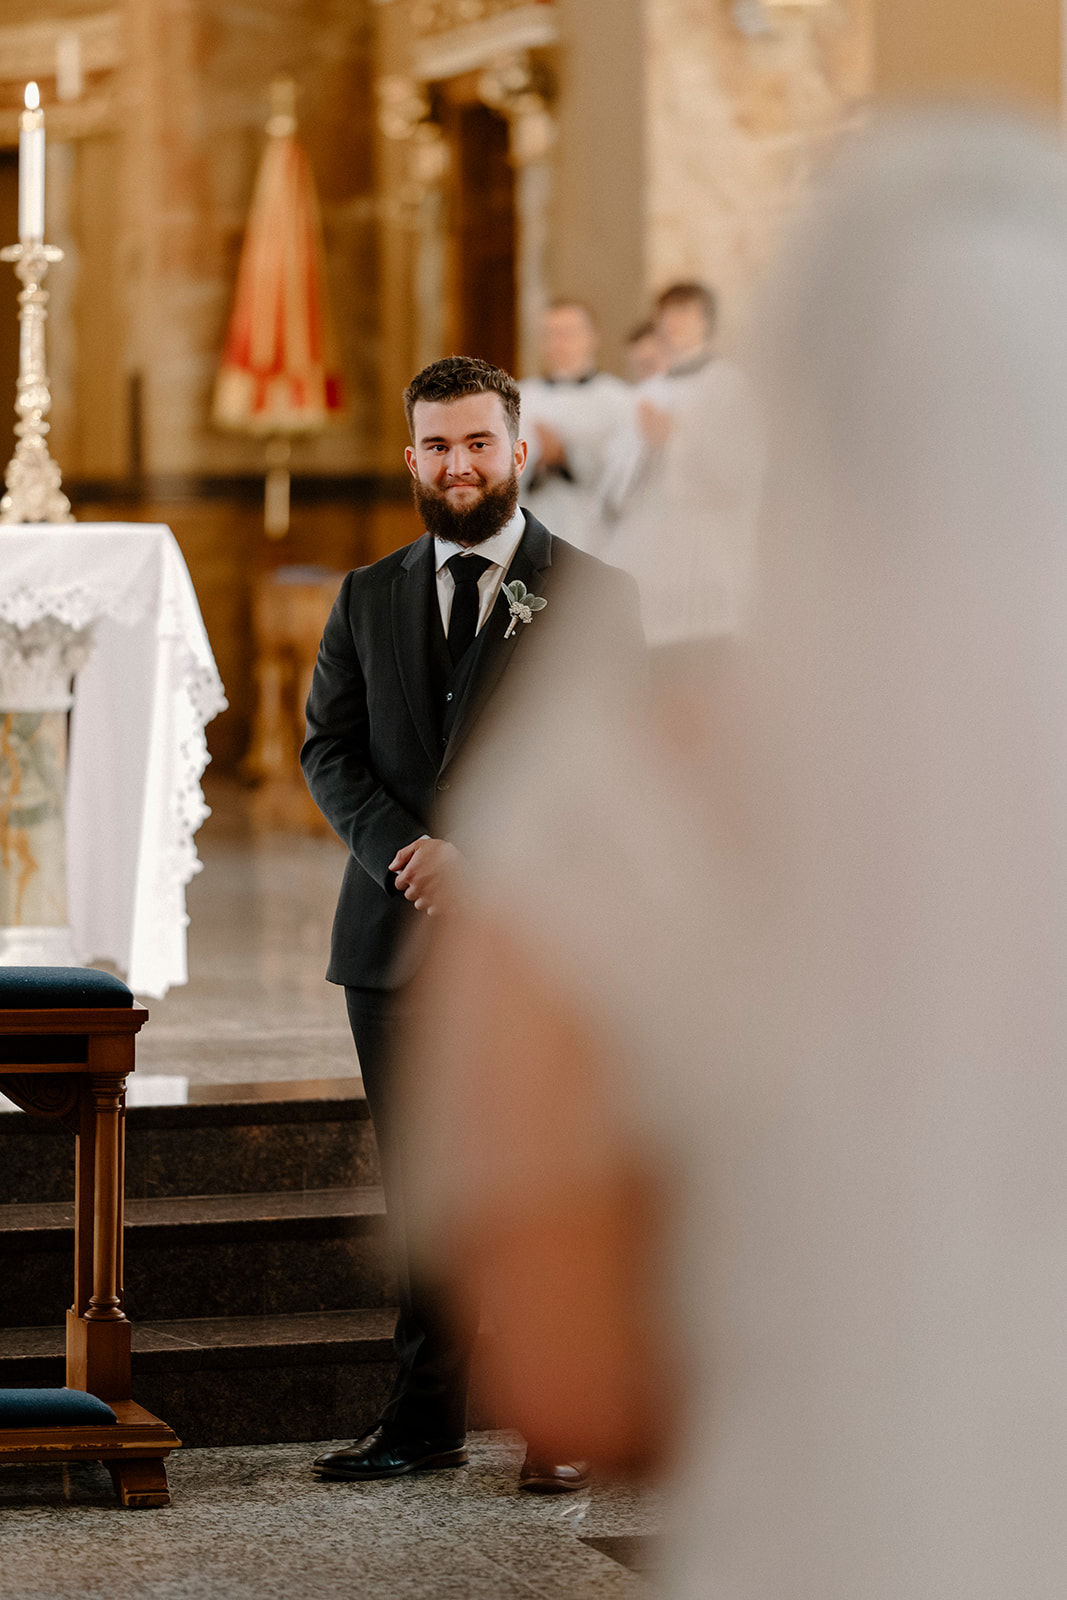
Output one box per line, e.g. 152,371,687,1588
0,571,159,633
128,637,228,997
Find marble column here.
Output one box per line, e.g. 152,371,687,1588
0,619,94,965
411,123,451,372
511,110,556,379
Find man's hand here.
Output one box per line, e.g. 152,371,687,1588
636,399,673,447
389,838,462,916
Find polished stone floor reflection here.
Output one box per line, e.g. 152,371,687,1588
132,778,357,1093
0,1432,663,1599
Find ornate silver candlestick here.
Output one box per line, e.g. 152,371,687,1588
0,240,72,525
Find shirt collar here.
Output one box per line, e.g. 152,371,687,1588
542,368,599,387
668,347,715,379
434,505,526,573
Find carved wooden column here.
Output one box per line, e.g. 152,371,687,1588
87,1074,126,1319
67,1056,132,1401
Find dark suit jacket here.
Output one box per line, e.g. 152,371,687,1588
301,511,643,989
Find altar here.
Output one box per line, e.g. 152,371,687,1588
0,524,226,997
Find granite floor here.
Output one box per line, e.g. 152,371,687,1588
0,1431,664,1600
132,781,356,1091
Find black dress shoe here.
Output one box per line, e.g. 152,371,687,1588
518,1453,592,1493
313,1427,468,1481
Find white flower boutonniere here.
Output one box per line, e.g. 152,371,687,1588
502,579,550,640
502,579,548,639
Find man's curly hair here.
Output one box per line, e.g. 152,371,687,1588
403,356,521,443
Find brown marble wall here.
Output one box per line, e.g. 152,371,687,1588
552,0,645,372
118,0,381,480
644,0,872,328
0,0,876,478
875,0,1061,108
0,1,382,481
3,0,1061,485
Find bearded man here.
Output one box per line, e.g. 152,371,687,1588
301,356,642,1489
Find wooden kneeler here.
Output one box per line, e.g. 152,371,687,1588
0,968,180,1507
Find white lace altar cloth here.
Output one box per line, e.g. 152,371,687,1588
0,524,227,997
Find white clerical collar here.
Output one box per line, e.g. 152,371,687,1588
434,505,526,572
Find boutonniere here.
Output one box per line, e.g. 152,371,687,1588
502,580,548,639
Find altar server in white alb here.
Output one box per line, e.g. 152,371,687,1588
518,300,631,555
597,281,766,647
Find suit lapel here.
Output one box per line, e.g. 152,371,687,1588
392,535,442,768
440,514,553,774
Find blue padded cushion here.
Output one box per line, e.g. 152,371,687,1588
0,968,133,1009
0,1388,118,1427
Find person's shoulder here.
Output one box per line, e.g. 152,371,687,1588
543,537,643,652
549,534,613,573
345,534,430,591
523,515,628,585
548,535,638,594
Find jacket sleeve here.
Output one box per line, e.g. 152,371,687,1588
301,572,426,892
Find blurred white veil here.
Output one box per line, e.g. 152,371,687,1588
666,108,1067,1600
408,110,1067,1599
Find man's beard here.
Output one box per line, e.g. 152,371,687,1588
413,470,519,546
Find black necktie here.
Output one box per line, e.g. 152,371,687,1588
445,553,492,665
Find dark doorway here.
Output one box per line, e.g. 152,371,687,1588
447,100,516,374
0,152,18,469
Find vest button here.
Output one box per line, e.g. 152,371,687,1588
445,692,454,702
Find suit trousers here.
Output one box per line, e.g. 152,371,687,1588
345,985,472,1443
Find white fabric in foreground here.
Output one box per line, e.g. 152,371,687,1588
414,112,1067,1600
0,524,226,997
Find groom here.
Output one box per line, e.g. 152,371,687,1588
301,356,641,1488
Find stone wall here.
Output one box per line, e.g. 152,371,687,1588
120,0,380,479
645,0,872,330
0,0,382,482
552,0,645,373
0,0,874,481
875,0,1061,109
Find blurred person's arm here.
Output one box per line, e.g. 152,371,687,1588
403,907,677,1474
594,377,671,521
533,419,568,470
637,397,674,447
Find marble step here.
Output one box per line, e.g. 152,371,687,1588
0,1186,395,1329
0,1308,399,1449
0,1079,380,1204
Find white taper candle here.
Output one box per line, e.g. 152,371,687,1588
18,83,45,242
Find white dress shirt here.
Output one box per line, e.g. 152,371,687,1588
433,505,526,639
